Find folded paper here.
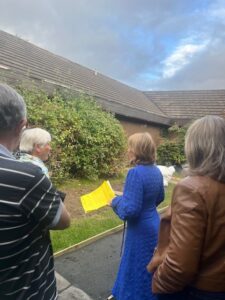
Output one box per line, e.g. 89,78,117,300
80,180,115,213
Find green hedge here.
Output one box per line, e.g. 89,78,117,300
18,87,126,183
157,141,186,166
157,124,187,166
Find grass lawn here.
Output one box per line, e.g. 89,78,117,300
51,181,176,253
51,208,122,253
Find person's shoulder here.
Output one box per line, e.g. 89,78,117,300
178,175,225,197
0,155,48,191
129,164,145,173
172,176,218,212
177,175,209,189
174,176,216,202
8,157,46,178
21,160,47,178
126,166,142,178
131,165,162,180
127,166,137,174
135,164,161,174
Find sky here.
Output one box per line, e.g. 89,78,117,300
0,0,225,91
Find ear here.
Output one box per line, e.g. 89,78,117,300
33,144,43,156
15,118,27,136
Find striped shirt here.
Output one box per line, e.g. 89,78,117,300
0,146,60,300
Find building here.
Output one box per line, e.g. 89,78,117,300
1,30,225,143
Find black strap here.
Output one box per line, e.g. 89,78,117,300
120,221,126,257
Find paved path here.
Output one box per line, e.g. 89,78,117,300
55,230,122,300
56,272,93,299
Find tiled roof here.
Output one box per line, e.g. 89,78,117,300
1,30,224,127
144,90,225,122
0,30,169,125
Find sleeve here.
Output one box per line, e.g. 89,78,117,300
20,168,61,230
111,168,143,220
152,183,207,293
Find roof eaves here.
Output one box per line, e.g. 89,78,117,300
95,96,171,126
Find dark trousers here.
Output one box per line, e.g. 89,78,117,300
156,287,225,300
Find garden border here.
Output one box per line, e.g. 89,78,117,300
54,206,168,258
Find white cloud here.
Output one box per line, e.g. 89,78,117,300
0,0,225,90
162,40,208,78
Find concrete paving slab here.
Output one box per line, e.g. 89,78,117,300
56,272,70,292
56,271,93,299
55,230,122,300
59,286,93,300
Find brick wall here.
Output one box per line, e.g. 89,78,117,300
119,119,164,145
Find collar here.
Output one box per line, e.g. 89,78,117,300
20,153,43,164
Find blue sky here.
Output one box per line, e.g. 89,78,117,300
0,0,225,90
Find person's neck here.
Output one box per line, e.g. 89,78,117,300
0,136,17,152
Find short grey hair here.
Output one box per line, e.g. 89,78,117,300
20,128,51,153
185,115,225,182
0,83,26,132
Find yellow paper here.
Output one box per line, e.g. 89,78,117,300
80,181,115,213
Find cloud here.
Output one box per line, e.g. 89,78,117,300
162,39,208,78
149,37,225,90
0,0,224,90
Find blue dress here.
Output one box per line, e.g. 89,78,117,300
111,164,164,300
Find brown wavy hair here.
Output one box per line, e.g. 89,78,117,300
128,132,156,165
185,115,225,182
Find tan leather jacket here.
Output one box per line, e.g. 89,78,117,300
147,206,171,273
151,176,225,293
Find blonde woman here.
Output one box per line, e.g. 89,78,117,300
110,132,164,300
151,115,225,300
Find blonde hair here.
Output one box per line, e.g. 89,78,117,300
185,115,225,182
19,128,51,153
128,132,156,165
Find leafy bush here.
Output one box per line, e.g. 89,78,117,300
157,141,186,166
157,124,187,166
18,87,126,183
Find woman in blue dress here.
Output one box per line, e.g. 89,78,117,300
110,132,164,300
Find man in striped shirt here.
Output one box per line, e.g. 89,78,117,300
0,84,71,299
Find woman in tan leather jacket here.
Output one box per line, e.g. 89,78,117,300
148,115,225,300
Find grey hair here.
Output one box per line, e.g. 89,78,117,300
19,128,51,153
185,115,225,182
0,84,26,132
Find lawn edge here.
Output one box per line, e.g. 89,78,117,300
54,206,169,258
54,224,124,258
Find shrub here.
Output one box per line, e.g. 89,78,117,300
157,141,186,166
157,124,187,166
18,87,126,183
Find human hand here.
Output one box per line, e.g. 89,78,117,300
114,190,123,196
147,248,164,273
